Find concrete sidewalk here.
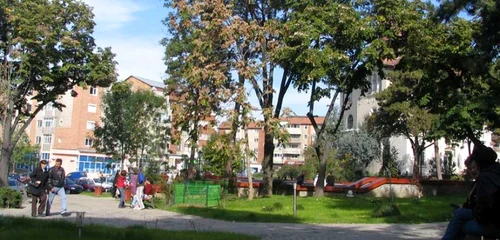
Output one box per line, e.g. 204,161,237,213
0,194,446,239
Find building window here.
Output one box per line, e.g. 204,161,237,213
43,135,52,144
90,87,98,96
304,125,307,129
44,118,54,128
88,104,97,113
347,115,354,129
37,120,42,127
304,134,308,139
41,152,50,160
85,138,93,147
35,136,41,144
86,121,96,130
254,138,258,143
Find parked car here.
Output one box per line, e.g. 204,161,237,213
8,179,24,194
93,178,113,192
66,171,88,181
64,178,83,194
75,177,96,192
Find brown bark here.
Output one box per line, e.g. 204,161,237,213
434,141,442,180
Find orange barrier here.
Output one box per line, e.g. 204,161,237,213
236,177,414,194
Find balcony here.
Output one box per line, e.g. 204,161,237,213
285,127,302,135
42,127,54,135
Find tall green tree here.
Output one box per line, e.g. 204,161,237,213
274,0,420,195
127,89,167,168
0,0,116,186
94,83,168,170
436,1,500,141
93,82,134,170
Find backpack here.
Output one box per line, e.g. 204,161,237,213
138,172,145,184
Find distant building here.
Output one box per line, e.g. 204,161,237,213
124,75,215,170
27,85,112,177
218,116,324,173
340,60,498,176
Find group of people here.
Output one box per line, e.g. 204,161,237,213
441,144,500,239
112,168,154,209
29,158,68,217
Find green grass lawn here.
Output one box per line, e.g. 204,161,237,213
0,216,259,240
162,194,463,224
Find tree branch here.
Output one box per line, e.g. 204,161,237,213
273,68,290,118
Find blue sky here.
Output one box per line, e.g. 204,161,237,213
83,0,334,118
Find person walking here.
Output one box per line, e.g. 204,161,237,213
129,168,138,208
116,170,127,208
134,168,145,210
46,158,68,216
29,160,49,217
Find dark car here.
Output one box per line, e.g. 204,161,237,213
75,177,96,192
64,178,83,194
8,179,24,194
66,171,88,181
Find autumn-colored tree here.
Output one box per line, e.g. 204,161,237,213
163,0,233,175
0,0,116,186
163,0,294,195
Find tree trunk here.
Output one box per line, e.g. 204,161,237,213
434,141,442,180
314,143,327,197
412,147,421,180
0,102,14,186
260,126,275,197
0,146,13,186
247,159,254,200
244,125,254,200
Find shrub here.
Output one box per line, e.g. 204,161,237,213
372,202,401,217
0,187,22,208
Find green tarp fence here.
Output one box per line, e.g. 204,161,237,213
173,183,220,207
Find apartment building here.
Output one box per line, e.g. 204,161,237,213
340,59,497,176
218,116,324,173
124,76,215,170
27,85,112,177
218,122,264,173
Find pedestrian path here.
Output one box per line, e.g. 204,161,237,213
0,194,445,239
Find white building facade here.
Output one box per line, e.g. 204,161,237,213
341,67,497,177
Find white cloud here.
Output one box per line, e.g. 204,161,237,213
82,0,149,30
95,36,165,81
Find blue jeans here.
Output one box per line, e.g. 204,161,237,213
442,208,500,239
442,208,474,240
463,220,500,238
118,187,125,207
46,187,67,215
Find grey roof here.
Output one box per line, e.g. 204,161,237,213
131,75,165,89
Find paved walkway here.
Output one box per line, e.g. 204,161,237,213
0,194,447,239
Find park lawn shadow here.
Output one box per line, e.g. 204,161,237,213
172,205,302,223
323,194,462,224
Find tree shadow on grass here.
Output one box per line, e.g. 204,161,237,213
172,206,302,223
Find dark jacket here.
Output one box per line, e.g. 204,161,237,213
462,182,477,209
48,166,66,188
30,167,49,190
473,162,500,226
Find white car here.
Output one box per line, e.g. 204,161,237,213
93,178,113,192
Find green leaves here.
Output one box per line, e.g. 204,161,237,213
0,0,116,185
94,82,168,165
